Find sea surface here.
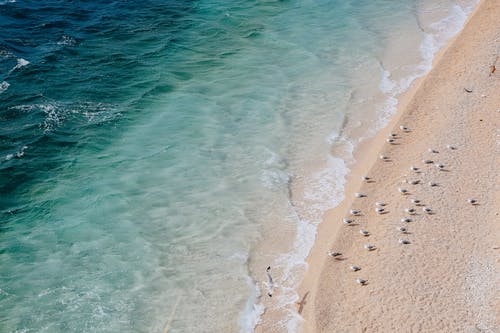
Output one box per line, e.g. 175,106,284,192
0,0,477,332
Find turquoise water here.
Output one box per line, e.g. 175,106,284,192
0,0,476,332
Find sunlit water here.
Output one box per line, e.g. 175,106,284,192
0,0,477,332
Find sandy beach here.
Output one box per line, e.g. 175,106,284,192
295,1,499,332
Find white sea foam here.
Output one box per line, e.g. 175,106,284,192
16,146,28,158
15,58,29,68
261,149,290,191
11,102,119,132
78,102,120,124
261,169,290,190
376,1,476,131
303,154,351,212
239,276,265,333
2,146,27,162
379,69,396,95
275,216,316,332
279,154,350,321
8,58,30,75
416,4,470,75
250,153,350,332
11,103,64,132
0,81,9,94
57,35,77,46
0,49,11,57
41,104,63,132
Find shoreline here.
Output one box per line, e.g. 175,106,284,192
252,1,485,332
298,0,499,331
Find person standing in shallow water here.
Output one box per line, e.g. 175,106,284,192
265,266,274,297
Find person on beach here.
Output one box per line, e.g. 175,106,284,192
265,266,274,297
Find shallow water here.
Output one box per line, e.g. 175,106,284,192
0,0,477,332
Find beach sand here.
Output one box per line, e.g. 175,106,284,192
296,0,499,332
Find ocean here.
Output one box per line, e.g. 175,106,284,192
0,0,477,332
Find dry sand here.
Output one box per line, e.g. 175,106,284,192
297,1,500,332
